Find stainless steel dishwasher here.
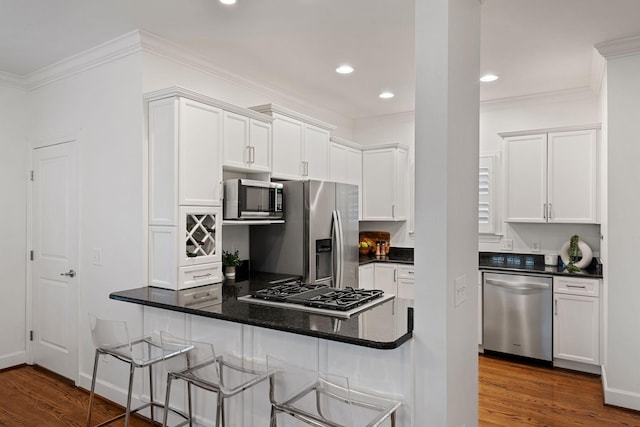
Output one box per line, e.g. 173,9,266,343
483,272,553,361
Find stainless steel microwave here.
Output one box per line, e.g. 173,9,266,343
223,179,284,220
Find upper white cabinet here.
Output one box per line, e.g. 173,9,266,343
149,96,223,226
222,111,272,172
362,144,408,221
503,128,598,223
250,104,335,181
330,137,363,219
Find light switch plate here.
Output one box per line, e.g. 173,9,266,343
501,239,513,251
532,240,541,253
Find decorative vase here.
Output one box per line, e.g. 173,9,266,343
559,239,593,269
224,265,236,279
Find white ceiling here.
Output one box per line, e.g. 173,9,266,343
2,0,640,119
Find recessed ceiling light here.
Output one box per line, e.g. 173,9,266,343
336,65,354,74
379,91,395,99
220,0,236,4
480,74,499,82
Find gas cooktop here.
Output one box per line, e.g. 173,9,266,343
239,282,394,318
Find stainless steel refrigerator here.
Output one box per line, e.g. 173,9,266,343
250,180,359,288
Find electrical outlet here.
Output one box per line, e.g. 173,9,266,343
532,240,541,253
501,239,513,251
454,275,467,307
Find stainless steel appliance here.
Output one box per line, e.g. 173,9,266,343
483,272,553,361
250,180,359,288
237,281,393,319
223,179,284,220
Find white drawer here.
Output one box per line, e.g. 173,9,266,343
178,262,223,290
553,277,600,297
397,265,415,280
178,283,222,309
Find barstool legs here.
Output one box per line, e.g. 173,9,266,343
125,363,135,426
86,349,101,427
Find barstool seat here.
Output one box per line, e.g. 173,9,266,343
267,356,401,427
160,331,272,427
86,315,192,427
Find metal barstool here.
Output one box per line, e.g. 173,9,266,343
267,355,401,427
86,314,192,427
160,331,271,427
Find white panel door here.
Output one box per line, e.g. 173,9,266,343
222,110,250,169
271,114,303,179
362,149,395,220
178,98,223,206
304,124,329,181
374,263,397,295
249,119,271,171
329,142,348,183
32,141,78,381
553,293,600,365
504,134,547,222
548,129,597,223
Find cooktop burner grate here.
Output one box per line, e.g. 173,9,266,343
251,285,385,311
250,282,325,302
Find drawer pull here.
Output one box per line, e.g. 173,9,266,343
407,271,414,275
193,273,212,280
193,291,210,299
566,284,587,289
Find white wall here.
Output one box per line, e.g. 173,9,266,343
601,52,640,411
414,0,480,425
0,82,28,369
27,53,146,393
479,90,602,256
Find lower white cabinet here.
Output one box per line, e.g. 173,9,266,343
553,277,601,366
360,263,414,299
478,271,482,346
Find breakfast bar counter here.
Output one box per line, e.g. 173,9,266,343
110,272,413,350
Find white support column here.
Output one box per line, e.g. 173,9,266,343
414,0,480,425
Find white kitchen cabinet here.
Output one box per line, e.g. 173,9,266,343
362,145,408,221
478,271,483,346
503,128,598,223
222,110,272,172
330,137,363,219
370,263,414,299
553,277,601,367
148,96,223,226
250,104,335,181
149,206,223,290
358,263,374,289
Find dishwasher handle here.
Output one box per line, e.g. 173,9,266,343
485,278,550,290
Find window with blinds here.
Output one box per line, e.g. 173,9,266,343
479,155,495,234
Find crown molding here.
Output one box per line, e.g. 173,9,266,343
330,136,364,150
480,86,596,108
249,103,336,131
25,30,143,90
596,34,640,60
361,142,409,151
498,123,601,139
589,48,606,96
0,71,27,90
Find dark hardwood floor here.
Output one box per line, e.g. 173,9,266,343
0,365,153,426
1,358,639,426
479,355,640,426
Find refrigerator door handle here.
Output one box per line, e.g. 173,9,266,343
336,210,345,289
332,210,343,289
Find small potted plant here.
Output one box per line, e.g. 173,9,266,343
222,249,241,279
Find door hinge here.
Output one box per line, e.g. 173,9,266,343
30,250,34,261
30,170,34,181
29,330,33,341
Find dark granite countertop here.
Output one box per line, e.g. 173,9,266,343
359,247,414,266
479,252,603,279
110,272,413,350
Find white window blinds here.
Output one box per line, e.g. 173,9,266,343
479,155,495,234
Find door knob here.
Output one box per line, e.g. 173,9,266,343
60,269,76,278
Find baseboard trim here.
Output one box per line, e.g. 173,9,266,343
0,351,26,370
602,365,640,411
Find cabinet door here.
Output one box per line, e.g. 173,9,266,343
504,134,547,222
346,147,363,220
362,149,395,220
553,293,600,365
358,264,374,289
374,263,397,295
304,124,329,181
271,114,304,179
548,130,597,223
222,111,250,169
179,99,223,206
249,119,271,172
397,278,414,300
330,143,349,183
393,148,408,220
